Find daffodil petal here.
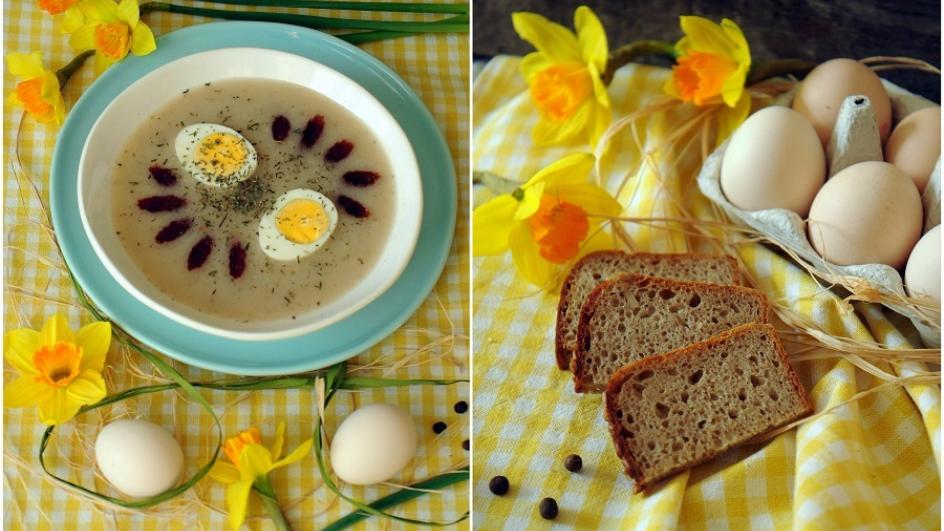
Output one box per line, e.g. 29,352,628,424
66,369,106,406
513,181,544,221
525,152,595,189
509,222,556,288
270,438,313,470
130,22,156,57
61,6,86,34
6,52,46,78
472,194,517,256
532,102,591,145
721,18,751,68
587,66,612,146
116,0,139,27
37,387,82,425
69,24,96,51
678,16,735,57
225,479,253,530
40,314,74,347
4,375,53,408
209,461,241,484
81,0,118,22
239,443,273,479
574,6,607,73
511,12,581,63
716,91,753,146
271,421,286,462
554,183,623,219
94,51,115,74
519,51,550,81
76,321,111,372
4,328,40,374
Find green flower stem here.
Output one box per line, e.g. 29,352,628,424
340,376,468,388
323,468,470,531
184,0,468,14
141,2,469,34
746,58,817,85
254,476,292,531
602,39,676,85
55,50,94,88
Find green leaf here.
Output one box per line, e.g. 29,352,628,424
323,468,470,530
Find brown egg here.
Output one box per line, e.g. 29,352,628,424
807,161,921,268
885,106,941,193
720,106,825,217
792,58,892,145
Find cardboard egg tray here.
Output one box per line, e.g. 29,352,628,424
697,79,941,347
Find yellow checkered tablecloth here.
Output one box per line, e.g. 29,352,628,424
472,56,940,528
3,2,469,529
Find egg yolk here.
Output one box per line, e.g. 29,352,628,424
276,199,330,244
194,132,248,178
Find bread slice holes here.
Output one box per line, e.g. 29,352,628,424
626,413,634,424
748,355,758,363
728,410,738,419
655,403,670,418
768,389,779,401
647,441,656,450
632,383,646,395
672,441,683,452
636,369,654,381
688,294,701,307
621,428,634,439
615,409,623,419
667,367,678,376
697,420,706,429
709,393,719,401
688,369,704,385
750,375,764,387
592,273,602,280
735,366,744,376
738,389,747,401
639,306,656,318
617,323,626,333
680,392,689,403
710,316,719,324
659,288,676,300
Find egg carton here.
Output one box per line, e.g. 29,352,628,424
697,79,941,347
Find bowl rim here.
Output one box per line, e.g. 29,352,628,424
76,46,423,341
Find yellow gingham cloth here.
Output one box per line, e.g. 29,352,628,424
3,3,469,529
472,56,940,528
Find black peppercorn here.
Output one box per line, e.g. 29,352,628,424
462,439,470,451
454,400,468,414
432,421,447,434
539,497,558,519
488,475,509,496
564,454,582,472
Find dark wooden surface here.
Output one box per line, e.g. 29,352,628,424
473,0,941,102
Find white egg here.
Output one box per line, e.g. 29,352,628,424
175,123,257,187
329,403,418,485
94,419,184,498
258,189,338,261
905,225,941,306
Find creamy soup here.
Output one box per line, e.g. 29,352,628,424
111,79,395,322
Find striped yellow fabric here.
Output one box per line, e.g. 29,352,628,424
472,56,940,528
3,2,469,529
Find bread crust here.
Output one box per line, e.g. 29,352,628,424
554,252,741,371
572,274,769,393
603,323,813,492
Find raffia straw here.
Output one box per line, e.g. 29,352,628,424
861,56,941,74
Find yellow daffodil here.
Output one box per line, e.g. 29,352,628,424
38,0,78,15
513,6,611,147
473,153,622,287
6,52,67,126
664,16,753,142
3,314,110,425
210,422,312,530
68,0,156,73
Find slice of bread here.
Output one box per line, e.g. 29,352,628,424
572,274,768,393
555,252,739,370
604,323,813,492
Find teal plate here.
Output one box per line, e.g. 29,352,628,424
51,22,456,375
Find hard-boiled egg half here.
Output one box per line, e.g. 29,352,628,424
175,123,258,187
259,189,338,261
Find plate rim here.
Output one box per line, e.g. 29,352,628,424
50,21,457,375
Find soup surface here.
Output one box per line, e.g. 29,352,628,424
111,78,395,322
